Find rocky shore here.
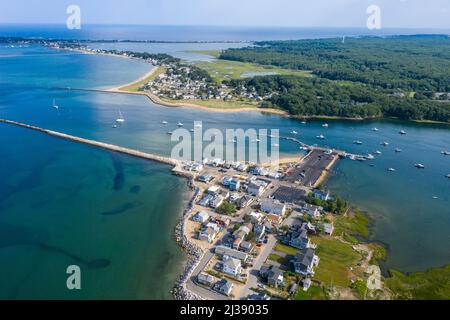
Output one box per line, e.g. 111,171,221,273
171,178,205,300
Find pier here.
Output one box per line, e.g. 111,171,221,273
0,119,194,177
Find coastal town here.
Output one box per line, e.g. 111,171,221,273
171,146,385,301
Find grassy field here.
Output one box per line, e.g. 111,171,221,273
274,243,299,256
195,57,311,83
386,265,450,300
181,98,260,110
333,211,370,244
268,253,290,266
186,50,222,58
312,236,361,287
119,66,166,92
294,284,327,300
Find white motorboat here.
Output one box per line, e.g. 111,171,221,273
316,134,325,140
399,130,407,135
116,110,125,123
52,99,59,110
414,163,425,169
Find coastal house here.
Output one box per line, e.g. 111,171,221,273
301,203,323,219
254,223,266,241
214,279,233,296
215,245,249,263
266,214,283,225
193,210,210,223
302,278,312,291
248,211,264,224
260,199,286,216
198,173,214,183
313,189,330,201
197,273,217,287
237,195,254,209
247,180,268,196
222,256,242,277
289,226,311,249
205,222,221,233
291,248,320,276
239,241,253,253
199,194,214,207
323,223,334,236
267,267,284,288
229,179,241,191
210,195,224,209
222,176,233,187
198,227,217,243
214,216,231,227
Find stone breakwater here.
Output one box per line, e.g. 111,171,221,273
171,178,205,300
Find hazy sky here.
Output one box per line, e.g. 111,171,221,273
0,0,449,28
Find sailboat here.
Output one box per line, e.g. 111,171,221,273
116,110,125,123
52,99,59,110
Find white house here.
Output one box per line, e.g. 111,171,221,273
302,204,322,219
198,227,217,243
247,180,268,196
193,210,209,223
222,256,242,276
261,199,286,216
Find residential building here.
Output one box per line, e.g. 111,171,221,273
260,199,286,216
198,227,217,243
215,245,249,262
222,256,242,276
199,194,214,207
193,210,209,223
240,241,253,253
292,248,320,276
266,214,283,225
313,189,330,201
301,203,323,219
229,179,241,191
198,174,214,183
197,273,217,286
237,195,254,209
210,195,224,209
267,267,284,288
248,211,264,224
323,223,334,235
254,223,266,241
290,226,311,249
247,180,268,196
214,279,233,296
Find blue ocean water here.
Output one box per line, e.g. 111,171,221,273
0,26,449,299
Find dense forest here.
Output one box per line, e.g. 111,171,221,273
221,36,450,122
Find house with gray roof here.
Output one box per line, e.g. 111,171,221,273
291,248,319,276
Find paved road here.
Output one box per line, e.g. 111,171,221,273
240,234,277,299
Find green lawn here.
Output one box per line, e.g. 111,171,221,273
294,284,327,300
312,236,361,287
195,59,311,83
334,211,370,241
385,265,450,300
274,243,299,256
185,50,222,58
268,253,290,266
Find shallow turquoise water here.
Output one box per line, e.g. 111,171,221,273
0,42,449,300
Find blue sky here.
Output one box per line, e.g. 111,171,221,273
0,0,449,28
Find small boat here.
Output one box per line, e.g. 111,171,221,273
190,129,195,132
52,99,59,110
395,148,402,153
112,124,118,128
291,130,298,135
372,128,379,132
381,141,389,146
177,122,184,127
272,143,279,147
167,131,173,135
353,140,363,145
300,146,309,151
446,174,450,179
322,123,329,128
441,151,450,155
301,121,307,124
414,163,425,169
316,134,325,140
399,130,407,135
355,156,367,162
432,196,439,199
365,154,374,160
388,168,396,172
374,150,382,155
116,110,125,123
161,121,168,125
